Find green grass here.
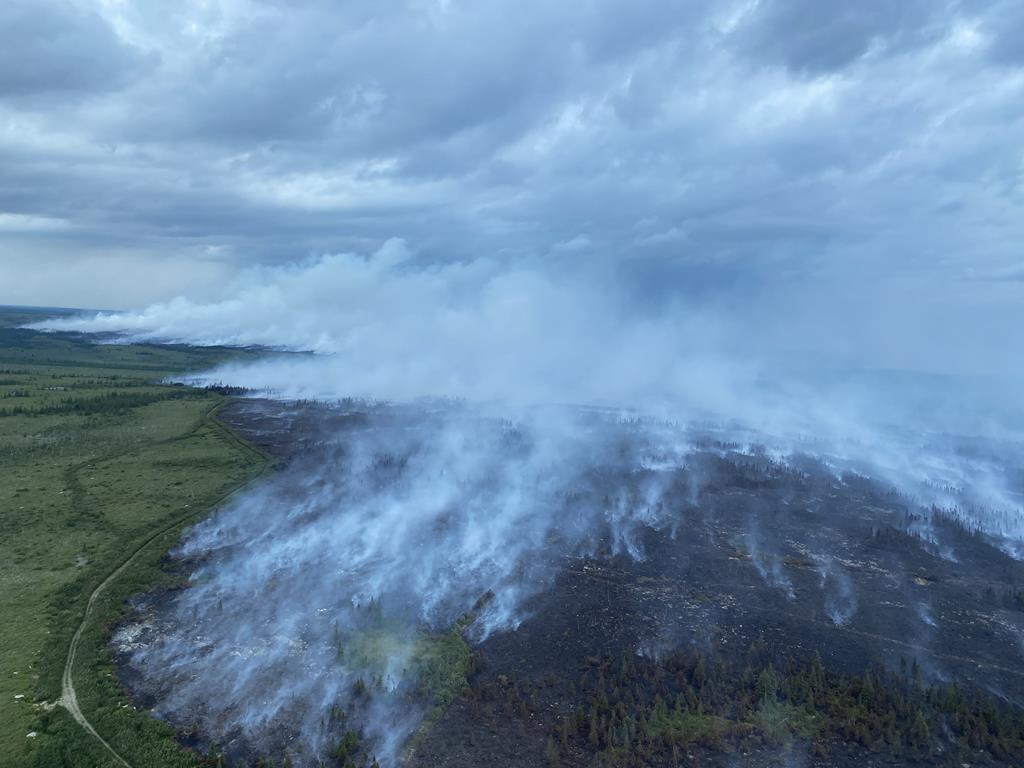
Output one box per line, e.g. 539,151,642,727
346,627,471,709
0,310,269,767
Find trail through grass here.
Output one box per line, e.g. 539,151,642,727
0,309,269,767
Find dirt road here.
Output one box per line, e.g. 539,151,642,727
58,403,270,767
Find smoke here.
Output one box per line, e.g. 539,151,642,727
815,555,857,626
744,513,796,601
32,240,752,416
125,405,704,764
32,243,1024,763
34,243,1024,505
914,601,938,629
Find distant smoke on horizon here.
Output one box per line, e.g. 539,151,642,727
30,239,1024,542
36,244,1024,766
31,239,1024,439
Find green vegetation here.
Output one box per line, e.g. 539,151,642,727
342,593,488,717
540,646,1024,766
0,310,270,767
345,625,471,710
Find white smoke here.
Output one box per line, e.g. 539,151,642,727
33,241,1024,556
815,555,857,626
127,405,700,764
33,239,837,444
33,241,1024,764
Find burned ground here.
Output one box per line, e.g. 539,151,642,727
113,399,1024,766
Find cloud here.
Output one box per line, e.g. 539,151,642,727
0,1,151,99
984,0,1024,64
729,0,952,74
2,0,1024,383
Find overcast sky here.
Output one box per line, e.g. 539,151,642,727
2,0,1024,377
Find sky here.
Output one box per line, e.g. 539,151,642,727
2,0,1024,379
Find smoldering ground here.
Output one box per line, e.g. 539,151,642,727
32,246,1024,545
35,249,1024,764
107,398,1024,767
117,404,701,764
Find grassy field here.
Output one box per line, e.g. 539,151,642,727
0,307,270,767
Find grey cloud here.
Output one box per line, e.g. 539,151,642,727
0,0,150,98
985,0,1024,65
128,1,705,153
2,0,1024,381
731,0,954,75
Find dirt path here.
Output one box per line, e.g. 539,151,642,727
60,552,137,768
58,401,271,767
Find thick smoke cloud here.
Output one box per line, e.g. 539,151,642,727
35,242,1024,534
36,240,752,413
124,407,695,763
43,249,1024,765
34,238,1024,433
109,399,1024,766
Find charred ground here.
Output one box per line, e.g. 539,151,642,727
114,399,1024,767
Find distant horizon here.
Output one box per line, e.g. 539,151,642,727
0,304,112,313
3,0,1023,382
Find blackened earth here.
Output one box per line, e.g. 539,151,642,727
113,399,1024,767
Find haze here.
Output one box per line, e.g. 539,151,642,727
3,0,1024,385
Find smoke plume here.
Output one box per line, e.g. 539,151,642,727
35,243,1024,764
